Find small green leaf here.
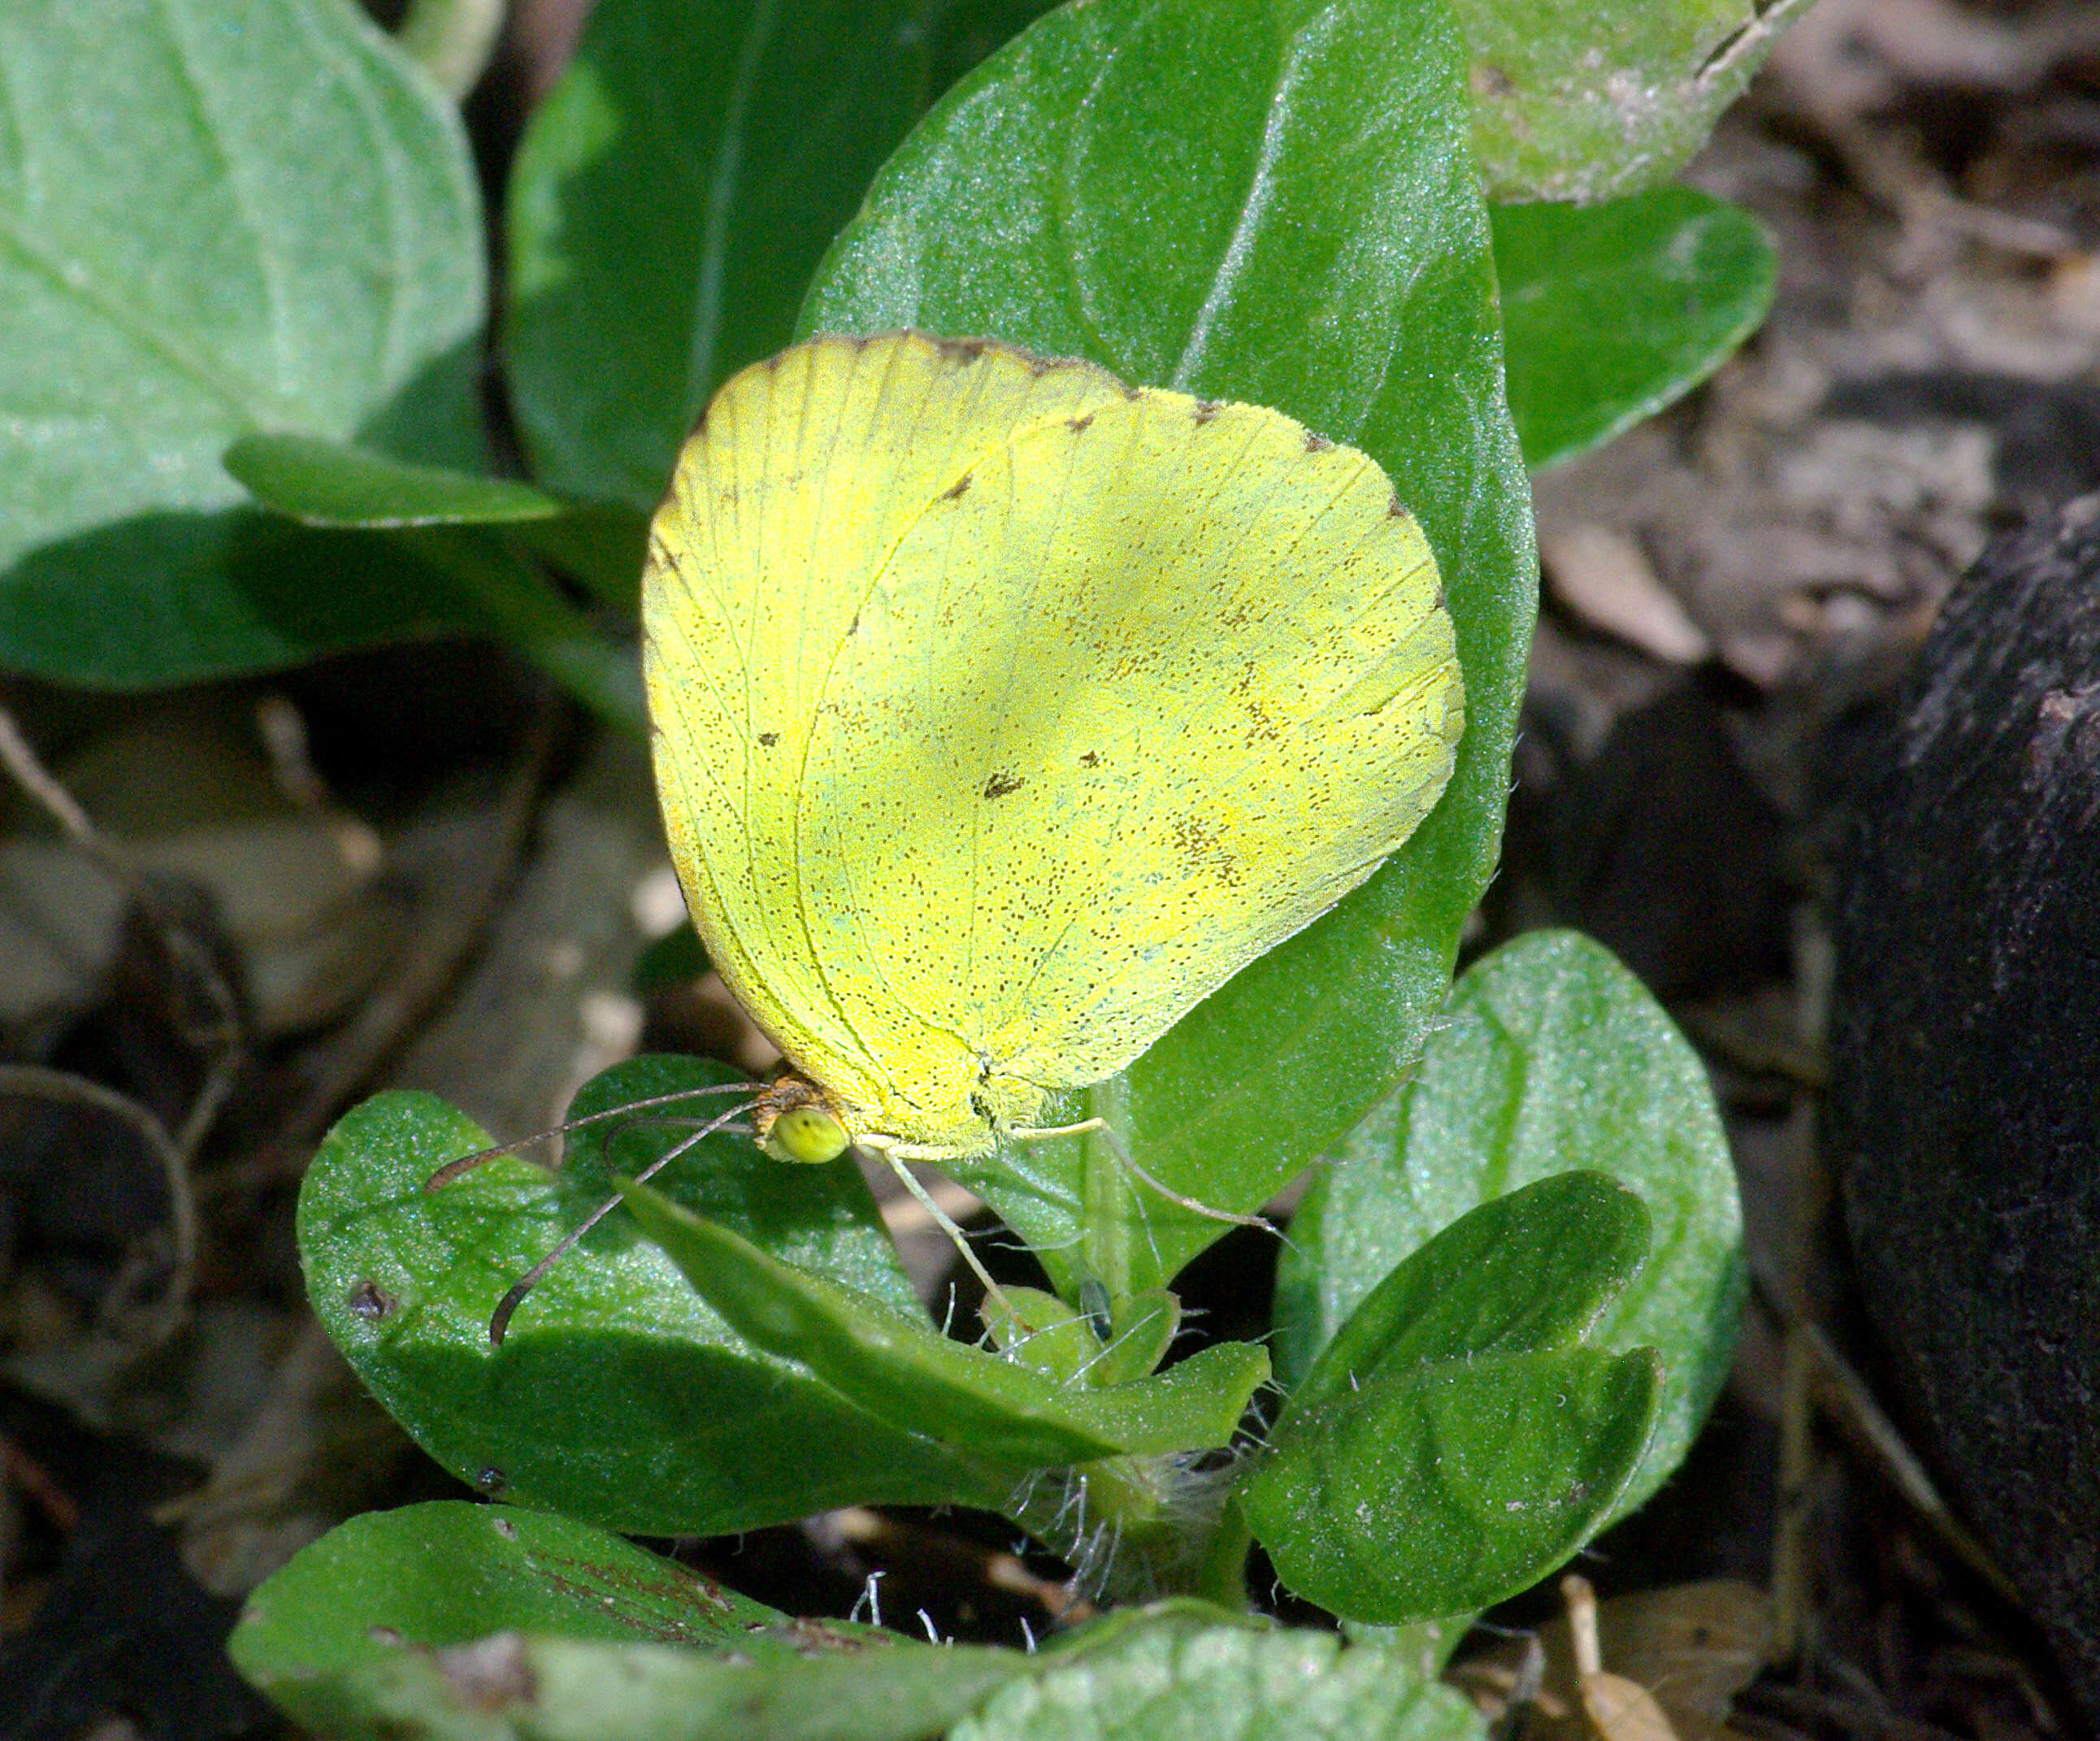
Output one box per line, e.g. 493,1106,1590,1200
1243,1345,1660,1623
624,1182,1269,1465
802,0,1535,1303
232,1506,1030,1741
1274,931,1743,1522
983,1287,1106,1385
1244,1173,1660,1622
0,0,488,684
226,436,562,528
954,1602,1485,1741
1454,0,1816,202
1495,188,1777,471
506,0,1057,507
299,1057,1002,1535
1100,1290,1182,1387
1292,1172,1652,1411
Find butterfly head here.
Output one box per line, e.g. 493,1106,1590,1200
753,1075,853,1164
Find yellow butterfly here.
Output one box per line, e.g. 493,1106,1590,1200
642,331,1461,1274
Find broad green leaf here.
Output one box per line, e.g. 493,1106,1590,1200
1243,1174,1659,1622
232,1502,786,1684
1274,931,1743,1520
299,1057,1004,1535
1495,188,1776,471
625,1182,1269,1465
1243,1344,1660,1622
233,1504,1030,1741
952,1604,1484,1741
226,436,562,528
801,0,1535,1302
1453,0,1818,202
0,0,488,684
505,0,1057,507
0,516,479,687
1292,1172,1652,1411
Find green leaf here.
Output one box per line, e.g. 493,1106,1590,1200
505,0,1058,507
226,436,562,528
624,1182,1270,1465
233,1504,1032,1741
801,0,1535,1302
299,1057,1004,1535
1291,1171,1653,1411
952,1604,1485,1741
1099,1290,1181,1387
232,1502,786,1683
1273,931,1744,1521
0,515,482,688
1495,188,1775,471
1242,1344,1660,1623
1243,1172,1660,1622
0,0,488,683
1454,0,1816,202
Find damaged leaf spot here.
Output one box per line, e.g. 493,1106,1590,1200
347,1279,393,1320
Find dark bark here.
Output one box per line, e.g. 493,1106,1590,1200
1832,493,2100,1721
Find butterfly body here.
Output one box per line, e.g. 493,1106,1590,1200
643,332,1462,1166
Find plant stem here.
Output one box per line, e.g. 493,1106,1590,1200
1193,1495,1255,1612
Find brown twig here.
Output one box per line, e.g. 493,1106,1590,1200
1752,1268,2020,1615
0,701,256,1341
0,1062,197,1339
209,688,565,1193
0,701,246,1160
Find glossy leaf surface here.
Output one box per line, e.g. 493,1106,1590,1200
801,0,1535,1301
1495,188,1776,471
1454,0,1816,202
1274,931,1742,1519
299,1057,1002,1536
505,0,1057,506
625,1183,1269,1465
0,0,488,682
1244,1174,1660,1622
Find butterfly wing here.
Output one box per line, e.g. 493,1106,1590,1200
644,334,1126,1148
644,332,1462,1154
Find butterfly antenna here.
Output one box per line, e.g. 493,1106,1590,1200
487,1096,755,1345
876,1149,1015,1319
425,1081,764,1191
1013,1117,1279,1236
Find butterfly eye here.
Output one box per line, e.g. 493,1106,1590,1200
769,1105,850,1164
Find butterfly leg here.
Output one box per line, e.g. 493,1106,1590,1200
870,1144,1015,1318
1009,1118,1273,1232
